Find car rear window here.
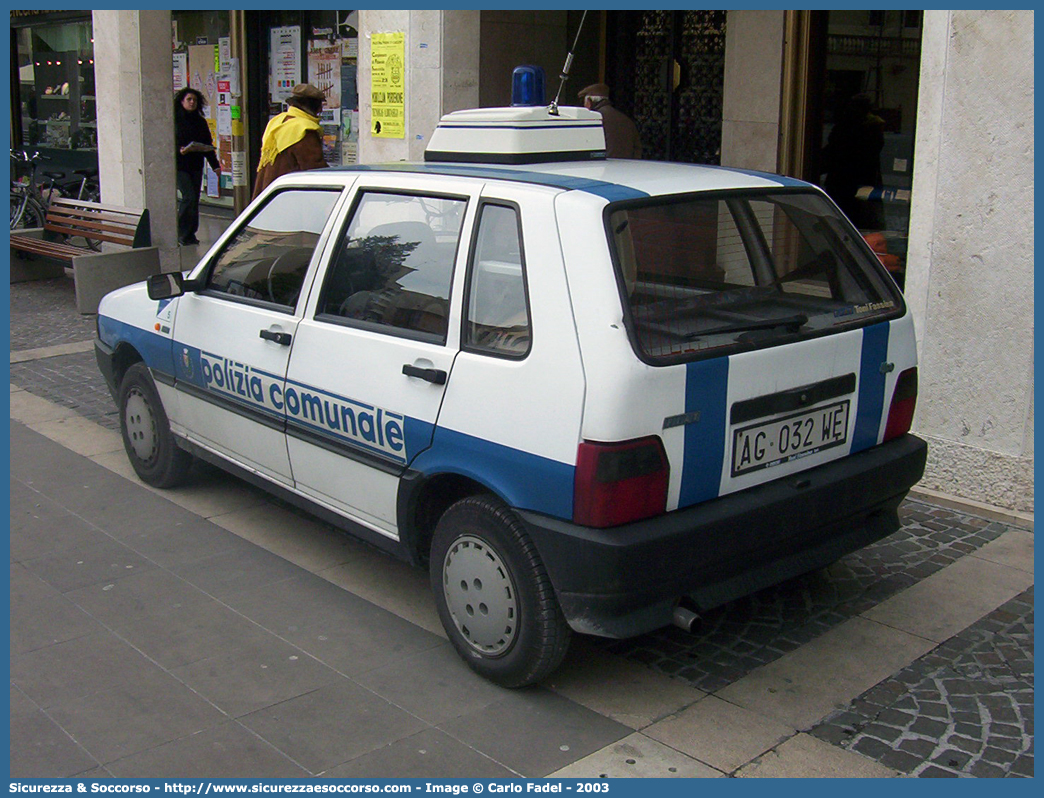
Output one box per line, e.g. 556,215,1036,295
608,190,903,363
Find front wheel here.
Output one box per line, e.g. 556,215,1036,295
430,496,571,687
118,362,193,487
11,194,44,231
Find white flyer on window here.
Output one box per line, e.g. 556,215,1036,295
270,26,301,104
172,52,188,92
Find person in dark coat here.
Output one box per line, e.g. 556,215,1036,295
578,83,642,159
252,83,329,200
174,87,221,245
822,93,886,230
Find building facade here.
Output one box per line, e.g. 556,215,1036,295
8,9,1033,515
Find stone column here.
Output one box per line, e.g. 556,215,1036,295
358,10,481,164
904,10,1034,512
93,10,178,272
720,10,786,172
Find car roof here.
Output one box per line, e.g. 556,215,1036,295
328,159,811,202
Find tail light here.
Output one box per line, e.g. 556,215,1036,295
574,437,669,528
883,367,918,441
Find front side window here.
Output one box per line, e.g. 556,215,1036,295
465,204,531,357
318,191,466,343
610,190,902,363
206,188,341,309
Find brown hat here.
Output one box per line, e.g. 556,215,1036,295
578,83,610,99
292,83,326,102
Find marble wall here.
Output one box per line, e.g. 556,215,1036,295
93,9,178,272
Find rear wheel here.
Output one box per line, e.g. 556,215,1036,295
430,495,571,687
118,362,193,487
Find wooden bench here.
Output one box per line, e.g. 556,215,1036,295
9,197,159,314
10,197,151,260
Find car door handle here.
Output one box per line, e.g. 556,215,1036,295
259,329,292,346
402,364,447,385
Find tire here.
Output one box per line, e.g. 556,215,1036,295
118,362,193,488
10,193,24,227
11,195,44,231
430,495,571,687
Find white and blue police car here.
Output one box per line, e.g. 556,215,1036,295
96,102,926,687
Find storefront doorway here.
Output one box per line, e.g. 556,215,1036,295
243,10,360,181
604,10,726,165
172,11,234,210
810,10,922,288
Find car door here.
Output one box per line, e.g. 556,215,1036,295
170,184,348,485
285,175,476,538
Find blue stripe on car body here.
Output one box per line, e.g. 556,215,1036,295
410,426,576,520
434,123,603,131
851,322,890,453
679,355,730,508
98,319,419,467
97,315,175,377
333,162,649,201
696,164,810,188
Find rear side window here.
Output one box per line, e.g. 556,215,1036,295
318,191,466,343
465,203,531,357
205,189,340,309
610,191,902,363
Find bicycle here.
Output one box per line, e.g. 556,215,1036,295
10,150,46,232
70,168,100,203
10,150,102,250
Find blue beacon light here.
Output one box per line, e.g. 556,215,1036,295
511,65,546,107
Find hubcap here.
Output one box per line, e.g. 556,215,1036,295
442,535,518,656
124,388,158,463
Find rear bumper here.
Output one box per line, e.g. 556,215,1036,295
519,434,928,638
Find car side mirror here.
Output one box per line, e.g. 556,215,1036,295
147,272,202,300
147,272,184,300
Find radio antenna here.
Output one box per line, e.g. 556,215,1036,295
548,10,588,116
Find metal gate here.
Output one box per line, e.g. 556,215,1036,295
607,10,727,164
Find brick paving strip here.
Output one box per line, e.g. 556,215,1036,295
11,351,120,430
10,340,95,364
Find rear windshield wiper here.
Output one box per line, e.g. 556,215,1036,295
685,313,808,339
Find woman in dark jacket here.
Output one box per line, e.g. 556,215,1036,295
174,87,221,245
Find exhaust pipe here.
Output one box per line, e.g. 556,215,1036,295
672,603,700,633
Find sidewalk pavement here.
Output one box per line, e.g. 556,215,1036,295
7,212,1035,779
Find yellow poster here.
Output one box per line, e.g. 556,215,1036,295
371,32,405,139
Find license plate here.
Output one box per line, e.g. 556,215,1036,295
731,400,850,477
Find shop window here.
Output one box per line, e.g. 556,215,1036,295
14,19,97,160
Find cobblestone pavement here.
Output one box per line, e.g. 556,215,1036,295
604,504,1010,692
811,588,1033,777
10,350,119,429
10,276,119,429
9,273,1034,777
9,274,97,352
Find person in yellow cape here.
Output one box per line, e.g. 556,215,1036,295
252,83,329,200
